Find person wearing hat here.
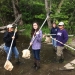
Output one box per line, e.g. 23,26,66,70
3,24,20,64
56,22,68,63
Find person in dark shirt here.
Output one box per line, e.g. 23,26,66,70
50,22,59,51
56,22,68,63
3,24,20,64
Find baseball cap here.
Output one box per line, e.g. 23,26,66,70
58,22,64,25
7,24,13,28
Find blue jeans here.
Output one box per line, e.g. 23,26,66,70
32,49,40,60
52,38,57,47
4,46,19,60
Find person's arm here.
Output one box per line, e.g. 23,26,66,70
36,30,42,42
30,30,42,45
3,32,12,43
63,30,68,44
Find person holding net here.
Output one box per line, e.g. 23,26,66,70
30,22,42,70
3,24,20,64
56,22,68,63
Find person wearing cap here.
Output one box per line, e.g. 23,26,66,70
3,24,20,64
56,22,68,63
50,22,59,51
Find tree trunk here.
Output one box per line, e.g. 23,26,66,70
12,0,18,19
0,14,22,30
53,0,64,22
45,0,52,29
11,0,23,25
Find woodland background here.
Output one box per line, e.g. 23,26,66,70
0,0,75,34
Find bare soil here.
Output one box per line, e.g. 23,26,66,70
0,34,75,75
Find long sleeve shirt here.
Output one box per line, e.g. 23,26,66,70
50,27,59,38
56,29,68,46
31,30,42,50
3,31,18,47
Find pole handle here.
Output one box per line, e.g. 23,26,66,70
50,36,75,51
7,26,17,60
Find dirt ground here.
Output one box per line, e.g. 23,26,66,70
0,34,75,75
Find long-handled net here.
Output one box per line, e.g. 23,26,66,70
22,12,52,59
4,27,17,71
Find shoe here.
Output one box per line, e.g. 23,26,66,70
32,63,37,68
15,61,20,65
59,59,64,63
15,58,20,65
53,49,57,52
35,66,40,70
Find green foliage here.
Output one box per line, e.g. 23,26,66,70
18,24,31,37
18,24,50,38
42,26,50,34
35,14,45,19
0,0,75,35
0,0,14,25
19,0,45,23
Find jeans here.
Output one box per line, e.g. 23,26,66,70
52,38,57,47
4,46,19,60
32,49,40,60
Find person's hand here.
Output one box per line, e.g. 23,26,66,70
30,42,32,46
36,31,39,34
60,42,63,44
54,38,56,40
12,36,15,40
50,36,52,38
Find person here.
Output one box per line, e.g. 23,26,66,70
56,22,68,63
30,22,42,70
50,22,59,51
3,24,20,64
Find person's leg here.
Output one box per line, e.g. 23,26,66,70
35,50,40,70
56,46,64,63
52,39,54,46
54,39,57,51
12,47,20,63
60,47,64,62
56,46,62,62
52,39,57,52
4,46,12,60
32,50,37,68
